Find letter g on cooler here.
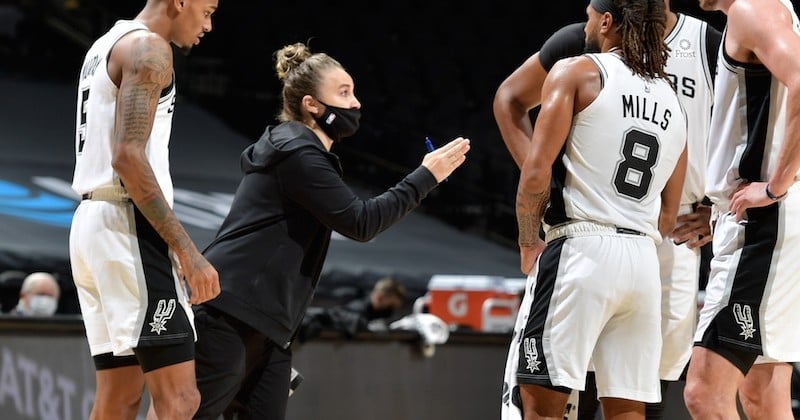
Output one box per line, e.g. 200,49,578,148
448,293,468,318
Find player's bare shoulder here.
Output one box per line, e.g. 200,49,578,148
730,0,792,22
545,56,598,89
726,0,796,66
109,29,173,88
727,0,792,42
548,55,596,77
545,55,602,111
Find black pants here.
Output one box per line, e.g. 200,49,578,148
193,305,292,420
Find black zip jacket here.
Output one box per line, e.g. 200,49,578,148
202,121,438,347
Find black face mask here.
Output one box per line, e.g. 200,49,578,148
313,100,361,142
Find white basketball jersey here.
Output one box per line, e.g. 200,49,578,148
72,20,176,205
706,0,800,210
544,53,687,241
665,14,716,205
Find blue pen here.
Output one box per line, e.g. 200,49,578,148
425,136,448,182
424,136,435,153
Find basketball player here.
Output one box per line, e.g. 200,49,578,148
69,1,220,418
496,1,719,418
683,0,800,419
512,0,687,418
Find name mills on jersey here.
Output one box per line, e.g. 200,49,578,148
621,94,673,131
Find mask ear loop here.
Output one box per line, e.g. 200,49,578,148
300,95,322,119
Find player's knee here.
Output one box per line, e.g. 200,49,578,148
97,382,143,407
738,383,775,420
183,386,202,416
151,384,200,418
738,380,761,406
177,385,201,416
92,389,143,418
682,378,707,416
738,397,762,419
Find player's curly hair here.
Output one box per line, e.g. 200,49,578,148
273,42,344,122
616,0,670,80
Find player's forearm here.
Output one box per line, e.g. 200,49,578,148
659,148,687,237
112,150,197,257
658,191,681,238
493,93,534,169
658,207,678,239
516,167,550,246
768,88,800,195
516,188,548,247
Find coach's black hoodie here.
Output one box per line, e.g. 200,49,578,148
202,121,438,347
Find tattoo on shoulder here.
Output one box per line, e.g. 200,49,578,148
131,35,172,84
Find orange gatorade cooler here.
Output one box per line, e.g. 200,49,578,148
426,275,525,332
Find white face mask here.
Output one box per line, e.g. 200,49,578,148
23,295,58,316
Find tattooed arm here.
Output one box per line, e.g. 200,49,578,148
109,32,219,304
516,57,591,275
516,186,550,275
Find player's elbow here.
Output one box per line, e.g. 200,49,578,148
492,84,512,117
110,144,142,178
493,81,526,118
519,164,550,192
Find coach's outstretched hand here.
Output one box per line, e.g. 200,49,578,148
421,137,471,183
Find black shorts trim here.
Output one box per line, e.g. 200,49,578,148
696,322,758,375
93,353,139,371
134,337,195,373
694,342,758,375
516,376,572,395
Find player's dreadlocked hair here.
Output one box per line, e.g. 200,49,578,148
616,0,670,80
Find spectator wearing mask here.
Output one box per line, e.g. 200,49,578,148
9,272,60,316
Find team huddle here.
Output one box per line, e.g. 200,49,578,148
497,0,800,419
68,0,800,419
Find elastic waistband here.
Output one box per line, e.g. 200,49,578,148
544,221,644,243
81,186,130,202
678,203,695,216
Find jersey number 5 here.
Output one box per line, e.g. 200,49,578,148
77,87,89,154
613,129,660,200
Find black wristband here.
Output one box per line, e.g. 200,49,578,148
765,184,787,201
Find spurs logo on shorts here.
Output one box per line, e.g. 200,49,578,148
523,337,541,372
733,303,756,340
149,299,176,335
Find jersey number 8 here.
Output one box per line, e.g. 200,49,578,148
613,129,660,200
